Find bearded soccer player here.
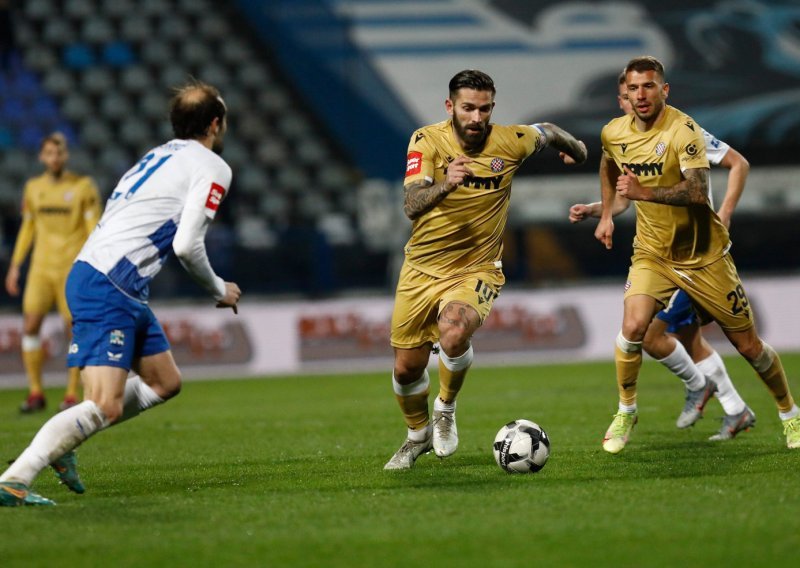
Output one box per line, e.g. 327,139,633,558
384,69,587,470
569,71,755,441
5,132,101,413
594,56,799,454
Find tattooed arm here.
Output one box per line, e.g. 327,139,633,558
616,166,709,205
403,155,473,220
534,122,588,164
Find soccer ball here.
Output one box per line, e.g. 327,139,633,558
492,419,550,473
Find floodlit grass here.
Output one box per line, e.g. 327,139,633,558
1,354,799,567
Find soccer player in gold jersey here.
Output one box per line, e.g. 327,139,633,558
594,56,799,453
4,132,101,413
384,69,587,470
570,71,756,441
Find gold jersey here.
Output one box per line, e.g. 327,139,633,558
403,120,543,277
601,105,730,268
11,170,101,274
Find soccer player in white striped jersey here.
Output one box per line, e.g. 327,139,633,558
0,81,241,507
568,69,759,444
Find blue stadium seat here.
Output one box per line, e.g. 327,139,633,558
102,41,136,67
63,43,96,70
19,124,46,150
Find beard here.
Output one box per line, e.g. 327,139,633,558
453,114,488,149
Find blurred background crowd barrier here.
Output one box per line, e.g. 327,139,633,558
1,0,798,308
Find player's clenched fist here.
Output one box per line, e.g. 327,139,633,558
444,156,473,192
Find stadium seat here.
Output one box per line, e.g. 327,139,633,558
181,39,212,67
120,66,152,95
82,18,116,45
65,0,95,19
140,40,173,67
0,127,14,150
42,69,76,97
81,67,115,96
80,122,114,149
102,41,136,67
100,92,133,122
43,21,78,46
21,0,54,22
120,16,152,44
61,93,92,122
62,43,96,70
24,45,58,73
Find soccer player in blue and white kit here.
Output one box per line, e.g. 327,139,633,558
569,71,755,441
0,81,241,506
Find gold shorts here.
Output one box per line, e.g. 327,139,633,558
625,250,754,333
22,268,71,320
390,263,504,349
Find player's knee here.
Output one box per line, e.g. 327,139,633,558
438,326,472,356
394,361,427,384
621,319,648,343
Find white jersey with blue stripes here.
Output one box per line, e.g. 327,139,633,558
77,139,232,302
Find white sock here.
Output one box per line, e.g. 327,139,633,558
779,405,800,421
696,351,746,415
434,398,455,413
407,424,432,442
618,402,637,414
0,401,108,486
658,340,706,391
119,374,166,424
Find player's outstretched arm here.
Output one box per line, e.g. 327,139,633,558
534,122,587,165
716,146,749,228
569,194,631,223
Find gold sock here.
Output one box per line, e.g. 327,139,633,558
752,344,795,413
615,343,642,407
66,367,81,399
22,346,44,395
395,390,430,431
437,359,469,404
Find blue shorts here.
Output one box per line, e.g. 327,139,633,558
655,289,697,333
66,261,170,370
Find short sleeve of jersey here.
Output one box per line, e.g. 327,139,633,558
186,157,232,220
675,118,709,171
519,124,547,159
404,129,437,185
701,129,729,166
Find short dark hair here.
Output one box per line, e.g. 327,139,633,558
617,69,626,86
624,56,665,81
40,131,67,151
169,81,227,140
448,69,496,100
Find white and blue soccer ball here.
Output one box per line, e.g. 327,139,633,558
493,419,550,473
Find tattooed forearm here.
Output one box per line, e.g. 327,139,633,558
650,168,709,205
537,122,587,164
403,179,451,220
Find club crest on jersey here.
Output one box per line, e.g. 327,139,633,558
490,158,504,173
109,329,125,346
655,142,666,157
405,151,422,177
205,183,226,212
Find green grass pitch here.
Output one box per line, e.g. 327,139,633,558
1,354,799,567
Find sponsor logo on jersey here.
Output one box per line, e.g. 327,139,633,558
490,158,505,173
405,151,422,176
624,280,631,292
110,329,125,346
414,132,424,143
685,121,695,131
655,142,666,157
205,183,226,212
686,143,698,156
620,143,628,154
621,162,663,176
462,174,504,190
38,206,71,215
